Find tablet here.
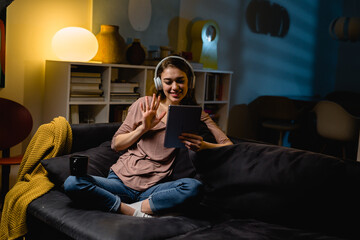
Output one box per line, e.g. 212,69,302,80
164,105,202,148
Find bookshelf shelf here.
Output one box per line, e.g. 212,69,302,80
69,101,106,105
43,60,232,132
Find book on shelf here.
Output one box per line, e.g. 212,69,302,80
205,74,223,101
111,82,139,93
110,92,140,97
70,95,105,102
70,83,101,91
113,105,130,122
70,86,104,101
70,88,103,95
110,93,140,103
71,72,101,78
214,77,223,100
71,77,102,84
205,74,216,101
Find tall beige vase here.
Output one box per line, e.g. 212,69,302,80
93,25,126,63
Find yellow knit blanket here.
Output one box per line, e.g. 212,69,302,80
0,116,72,240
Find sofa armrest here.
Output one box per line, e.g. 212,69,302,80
70,122,121,153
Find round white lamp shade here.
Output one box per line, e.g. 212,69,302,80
52,27,98,62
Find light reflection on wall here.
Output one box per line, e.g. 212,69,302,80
236,0,320,103
94,0,344,105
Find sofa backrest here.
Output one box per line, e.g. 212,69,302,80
71,122,121,153
195,142,360,239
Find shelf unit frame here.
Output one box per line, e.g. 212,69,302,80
43,60,232,132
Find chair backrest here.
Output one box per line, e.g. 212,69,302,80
227,104,257,139
0,98,33,151
248,96,299,121
313,100,359,142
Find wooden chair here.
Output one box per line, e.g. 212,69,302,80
313,100,359,160
249,96,301,146
0,98,33,201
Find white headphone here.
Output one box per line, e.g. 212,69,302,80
153,56,196,91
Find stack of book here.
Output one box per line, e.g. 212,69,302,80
110,82,140,103
70,72,104,101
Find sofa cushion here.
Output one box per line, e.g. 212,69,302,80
27,189,211,240
170,218,344,240
41,141,123,188
194,142,360,238
28,190,346,240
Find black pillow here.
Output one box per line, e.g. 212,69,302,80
41,141,122,188
166,148,199,181
166,120,217,181
198,121,217,143
194,142,360,238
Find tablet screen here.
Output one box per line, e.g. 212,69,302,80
164,105,202,148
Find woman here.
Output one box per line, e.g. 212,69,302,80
64,56,233,217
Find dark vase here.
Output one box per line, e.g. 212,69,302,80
126,39,146,65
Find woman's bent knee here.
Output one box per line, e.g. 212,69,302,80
64,175,91,194
179,178,203,198
64,176,76,192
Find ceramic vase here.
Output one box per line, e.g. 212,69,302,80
93,25,126,63
330,17,360,42
126,39,146,65
348,17,360,42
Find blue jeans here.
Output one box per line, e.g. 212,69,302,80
63,171,202,213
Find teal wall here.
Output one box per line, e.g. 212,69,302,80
92,0,360,107
181,0,342,104
335,1,360,92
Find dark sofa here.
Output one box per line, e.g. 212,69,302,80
26,122,360,240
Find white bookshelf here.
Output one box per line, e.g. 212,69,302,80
43,60,232,132
194,69,232,132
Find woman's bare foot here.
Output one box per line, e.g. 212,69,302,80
140,199,153,214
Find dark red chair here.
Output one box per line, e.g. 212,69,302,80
0,97,33,202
